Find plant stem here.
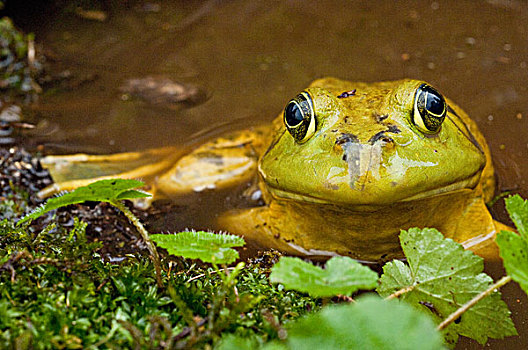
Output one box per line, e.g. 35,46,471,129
385,285,416,300
437,275,512,331
111,200,163,288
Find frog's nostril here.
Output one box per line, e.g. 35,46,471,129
368,131,394,145
335,133,359,145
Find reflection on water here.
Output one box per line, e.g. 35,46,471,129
10,1,528,348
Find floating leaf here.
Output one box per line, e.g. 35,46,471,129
497,195,528,294
285,295,444,350
18,179,150,225
150,231,245,264
269,256,378,298
378,228,516,346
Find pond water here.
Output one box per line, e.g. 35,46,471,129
9,0,528,348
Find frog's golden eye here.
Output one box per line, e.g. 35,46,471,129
284,91,316,143
412,84,447,134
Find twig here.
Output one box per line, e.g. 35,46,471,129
0,251,33,282
437,275,512,331
385,285,416,300
111,200,163,288
173,317,208,341
186,267,235,283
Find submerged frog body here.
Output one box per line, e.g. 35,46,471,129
40,78,508,261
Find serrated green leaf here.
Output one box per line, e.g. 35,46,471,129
377,228,516,346
150,231,245,264
505,194,528,238
18,179,149,225
497,195,528,295
497,231,528,294
115,189,151,200
286,295,444,350
269,256,378,298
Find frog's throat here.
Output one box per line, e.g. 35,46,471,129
264,171,482,207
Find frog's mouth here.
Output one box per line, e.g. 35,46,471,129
265,171,482,207
262,134,484,207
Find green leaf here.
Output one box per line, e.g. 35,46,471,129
505,194,528,238
285,295,444,350
18,179,150,225
497,195,528,294
497,231,528,294
377,228,516,346
269,256,378,298
150,231,245,264
216,334,262,350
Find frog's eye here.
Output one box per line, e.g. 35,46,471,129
412,84,447,134
284,91,316,143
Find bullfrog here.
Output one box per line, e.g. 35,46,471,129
39,77,509,262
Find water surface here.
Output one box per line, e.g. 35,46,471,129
14,1,528,347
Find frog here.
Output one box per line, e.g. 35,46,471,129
39,77,510,262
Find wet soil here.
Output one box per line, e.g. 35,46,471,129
2,0,527,348
0,147,153,260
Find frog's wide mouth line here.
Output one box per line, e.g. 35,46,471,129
264,171,481,207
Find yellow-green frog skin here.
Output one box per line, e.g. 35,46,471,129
40,78,507,262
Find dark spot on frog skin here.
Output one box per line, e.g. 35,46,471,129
335,133,359,145
374,113,389,123
337,89,356,99
387,124,401,133
368,124,401,144
368,131,393,145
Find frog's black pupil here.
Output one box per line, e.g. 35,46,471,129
285,102,304,127
421,85,445,116
426,92,443,115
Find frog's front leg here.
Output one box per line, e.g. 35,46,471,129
39,128,263,205
156,130,260,197
38,147,182,198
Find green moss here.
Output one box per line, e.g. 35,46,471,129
0,219,317,349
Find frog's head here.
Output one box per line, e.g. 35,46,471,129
259,78,487,206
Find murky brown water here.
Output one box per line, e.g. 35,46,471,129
9,0,528,348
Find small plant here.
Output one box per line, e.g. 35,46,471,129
7,179,528,348
17,179,163,286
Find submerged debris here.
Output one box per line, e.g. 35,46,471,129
119,76,207,108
